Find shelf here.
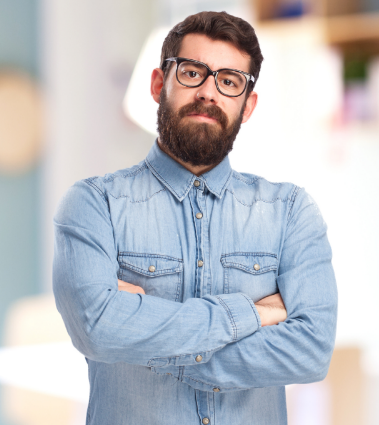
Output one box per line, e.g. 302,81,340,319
325,12,379,45
255,13,379,54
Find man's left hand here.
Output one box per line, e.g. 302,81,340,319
118,279,145,295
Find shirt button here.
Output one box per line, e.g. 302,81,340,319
196,212,203,219
198,260,204,267
194,180,200,187
202,418,210,424
213,387,220,392
148,265,156,272
195,355,203,362
253,264,260,271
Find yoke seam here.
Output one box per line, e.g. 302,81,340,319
102,162,148,183
226,189,290,207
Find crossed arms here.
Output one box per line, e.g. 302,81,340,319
118,279,288,327
53,181,337,392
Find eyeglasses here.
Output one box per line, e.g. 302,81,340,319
165,57,255,98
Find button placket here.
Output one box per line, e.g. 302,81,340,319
195,390,213,425
189,183,204,299
197,187,213,298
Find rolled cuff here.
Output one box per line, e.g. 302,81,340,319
215,293,261,341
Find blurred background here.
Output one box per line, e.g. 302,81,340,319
0,0,378,424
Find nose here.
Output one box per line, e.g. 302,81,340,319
196,74,219,104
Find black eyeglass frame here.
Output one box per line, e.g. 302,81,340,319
165,57,255,98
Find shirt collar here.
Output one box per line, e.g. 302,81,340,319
145,140,233,202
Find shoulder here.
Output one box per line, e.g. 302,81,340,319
74,160,165,203
229,170,325,229
55,160,165,222
228,170,301,207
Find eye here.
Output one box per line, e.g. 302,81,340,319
183,70,201,79
221,79,236,87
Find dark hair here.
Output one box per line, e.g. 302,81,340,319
160,11,264,92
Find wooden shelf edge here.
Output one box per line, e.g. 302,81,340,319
325,12,379,44
255,12,379,48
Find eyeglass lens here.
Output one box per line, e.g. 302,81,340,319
177,61,246,96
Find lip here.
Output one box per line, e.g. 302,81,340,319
186,113,218,123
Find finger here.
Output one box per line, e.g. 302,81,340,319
117,280,146,295
119,286,145,294
256,293,285,307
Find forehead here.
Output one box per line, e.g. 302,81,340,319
177,34,250,73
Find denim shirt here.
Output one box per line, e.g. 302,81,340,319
53,141,337,425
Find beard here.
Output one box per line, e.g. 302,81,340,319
157,86,246,167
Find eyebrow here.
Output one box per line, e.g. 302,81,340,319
219,70,245,83
182,62,206,70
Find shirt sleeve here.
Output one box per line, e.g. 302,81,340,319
152,188,338,391
53,180,260,366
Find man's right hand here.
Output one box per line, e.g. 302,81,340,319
255,293,287,327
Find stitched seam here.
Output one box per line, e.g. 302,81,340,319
179,366,184,380
221,252,277,258
118,252,183,262
215,296,237,341
84,179,107,203
108,188,166,202
149,344,225,363
287,185,301,223
226,189,290,207
146,157,192,201
220,263,277,274
119,262,182,276
102,162,148,183
203,169,233,198
218,169,233,197
240,293,261,327
232,172,262,185
182,374,243,391
232,171,283,186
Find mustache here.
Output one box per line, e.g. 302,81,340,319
178,101,229,128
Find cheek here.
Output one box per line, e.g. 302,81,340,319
165,85,192,111
226,102,244,124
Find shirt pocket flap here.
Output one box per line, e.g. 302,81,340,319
118,253,183,277
221,253,278,275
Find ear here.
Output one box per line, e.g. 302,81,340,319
151,68,165,104
241,91,258,124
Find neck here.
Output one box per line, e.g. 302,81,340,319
157,139,218,177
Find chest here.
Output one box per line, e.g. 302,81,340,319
110,188,288,303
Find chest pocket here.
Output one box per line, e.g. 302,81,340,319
118,253,183,302
221,253,278,302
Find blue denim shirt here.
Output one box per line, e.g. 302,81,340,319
53,141,337,425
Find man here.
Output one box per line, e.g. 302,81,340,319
53,11,337,425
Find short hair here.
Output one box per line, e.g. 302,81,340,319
160,11,264,92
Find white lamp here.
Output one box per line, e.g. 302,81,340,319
123,28,169,135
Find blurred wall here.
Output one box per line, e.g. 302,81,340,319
0,2,42,425
41,0,158,291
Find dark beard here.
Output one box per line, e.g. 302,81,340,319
157,87,246,167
